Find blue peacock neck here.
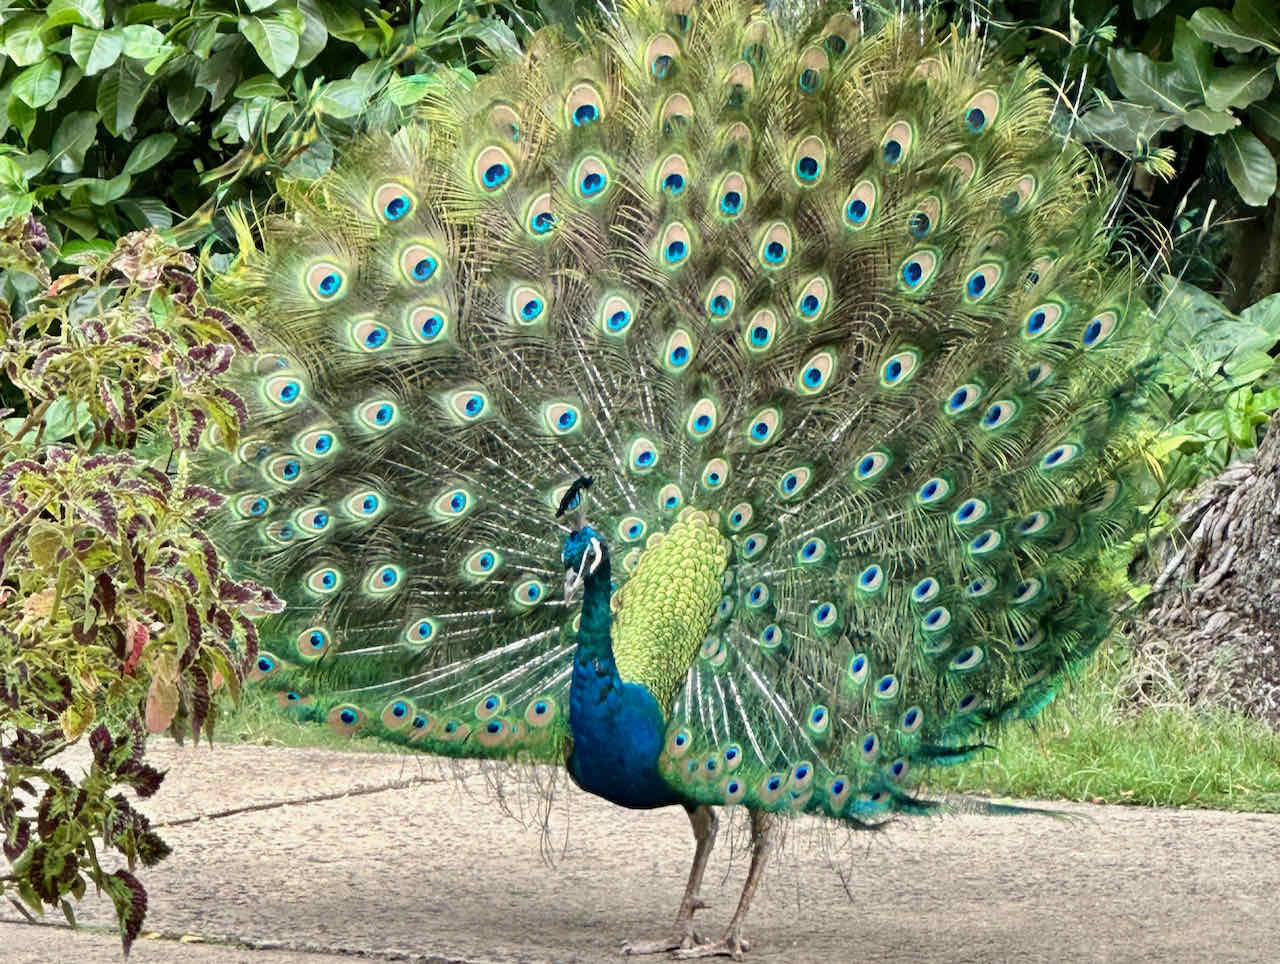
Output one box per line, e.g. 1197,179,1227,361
565,543,680,810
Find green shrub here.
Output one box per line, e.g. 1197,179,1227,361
0,216,278,953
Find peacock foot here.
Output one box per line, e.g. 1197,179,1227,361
621,900,711,956
671,932,750,961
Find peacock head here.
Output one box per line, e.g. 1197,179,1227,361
562,526,609,602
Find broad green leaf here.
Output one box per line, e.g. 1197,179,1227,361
1182,106,1240,133
1219,128,1279,206
295,0,329,68
48,111,98,173
13,58,63,109
123,133,177,175
122,24,170,60
1188,8,1279,54
6,97,37,142
46,0,106,30
1205,63,1274,112
1108,49,1195,113
195,46,240,108
167,76,206,124
385,73,434,106
69,26,124,75
1252,97,1280,139
312,0,364,40
1172,17,1213,100
234,74,286,99
43,398,92,441
246,0,279,9
1134,0,1171,16
458,18,522,62
239,15,300,77
1232,0,1280,47
1077,101,1183,154
1239,290,1280,341
96,60,150,135
1223,349,1276,384
3,15,47,66
316,78,366,118
49,63,84,110
27,522,66,568
118,197,173,229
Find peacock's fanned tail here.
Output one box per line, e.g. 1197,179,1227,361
207,0,1152,820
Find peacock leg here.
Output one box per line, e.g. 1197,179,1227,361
621,803,718,955
673,808,772,961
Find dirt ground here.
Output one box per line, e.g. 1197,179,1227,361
2,741,1277,963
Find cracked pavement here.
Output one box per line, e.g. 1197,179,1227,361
2,741,1278,963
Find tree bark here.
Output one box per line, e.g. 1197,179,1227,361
1129,427,1280,727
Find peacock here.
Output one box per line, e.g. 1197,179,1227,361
205,0,1154,957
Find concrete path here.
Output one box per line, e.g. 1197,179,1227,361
2,741,1278,963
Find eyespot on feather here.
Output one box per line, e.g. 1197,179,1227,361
701,457,729,489
474,146,515,192
822,12,856,56
1023,300,1066,339
660,93,693,132
792,135,825,185
909,195,942,239
656,154,691,197
853,449,891,484
575,155,609,199
343,489,383,520
944,152,976,186
399,244,440,284
507,283,548,325
881,120,913,166
796,348,837,394
646,34,679,79
526,192,556,237
373,183,415,223
364,564,403,594
565,81,603,127
407,305,448,343
687,397,719,439
794,276,829,321
305,566,342,595
844,180,878,228
356,399,398,430
879,347,922,387
349,317,391,353
797,46,828,93
1082,309,1121,347
724,60,754,105
963,261,1004,302
488,103,520,142
743,308,778,354
659,222,693,267
716,172,747,219
600,293,635,335
758,222,791,268
963,89,1000,133
305,262,345,301
898,249,940,292
464,548,502,579
705,275,737,319
296,428,336,458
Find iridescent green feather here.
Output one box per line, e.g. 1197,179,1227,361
204,0,1154,821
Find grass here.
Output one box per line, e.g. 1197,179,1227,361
213,647,1280,814
926,649,1280,812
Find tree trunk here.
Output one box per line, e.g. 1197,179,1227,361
1129,427,1280,726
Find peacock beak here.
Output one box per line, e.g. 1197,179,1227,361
564,567,583,602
